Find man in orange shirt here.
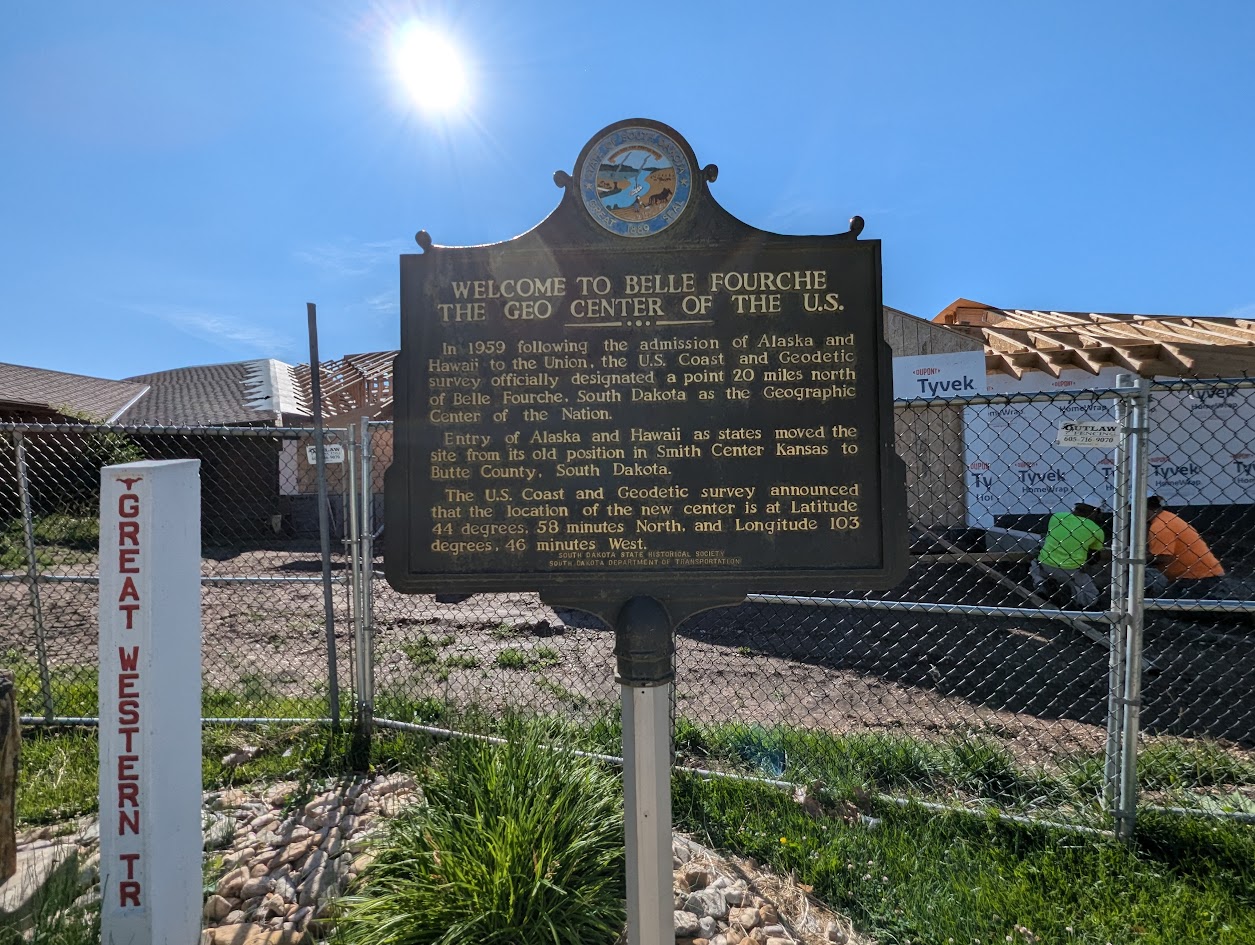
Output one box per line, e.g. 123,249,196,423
1145,496,1227,599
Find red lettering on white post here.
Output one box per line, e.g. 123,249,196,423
119,880,142,907
119,809,140,835
118,698,140,726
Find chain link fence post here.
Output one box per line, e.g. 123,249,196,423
345,423,369,768
1105,383,1135,814
13,432,54,722
1115,374,1152,841
359,417,375,732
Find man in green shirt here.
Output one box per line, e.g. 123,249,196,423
1029,495,1106,608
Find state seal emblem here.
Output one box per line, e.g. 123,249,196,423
579,124,692,237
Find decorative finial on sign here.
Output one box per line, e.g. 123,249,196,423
554,170,573,189
702,164,719,183
415,231,434,252
849,216,865,237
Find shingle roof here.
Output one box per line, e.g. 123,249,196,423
122,359,303,426
934,300,1255,379
0,362,150,422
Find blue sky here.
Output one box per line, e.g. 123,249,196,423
2,1,1252,379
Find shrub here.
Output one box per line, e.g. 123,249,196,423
334,720,625,944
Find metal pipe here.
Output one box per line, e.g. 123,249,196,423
1143,599,1255,612
0,574,350,586
1105,379,1135,810
306,302,340,730
359,416,376,724
895,390,1125,410
13,432,54,722
1117,377,1152,842
20,716,339,727
345,424,367,731
0,422,349,437
746,594,1112,622
1141,804,1255,825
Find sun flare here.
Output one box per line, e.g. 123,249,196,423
392,22,470,113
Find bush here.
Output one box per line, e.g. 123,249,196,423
333,719,626,944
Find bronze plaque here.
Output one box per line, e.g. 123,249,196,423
385,119,906,620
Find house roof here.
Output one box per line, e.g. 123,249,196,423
292,351,395,420
933,300,1255,379
123,359,305,426
0,362,150,422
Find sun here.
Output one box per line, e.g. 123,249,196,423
391,22,470,113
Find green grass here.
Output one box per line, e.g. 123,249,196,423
1138,739,1255,790
675,772,1255,945
669,720,1119,818
494,646,561,670
333,719,625,945
535,675,590,707
0,514,100,569
17,728,100,824
14,707,1255,944
17,723,435,826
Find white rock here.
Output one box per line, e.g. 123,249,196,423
699,915,720,938
674,910,702,937
724,887,753,907
685,887,730,920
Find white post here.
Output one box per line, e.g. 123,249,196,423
621,683,674,945
614,596,674,945
98,460,203,945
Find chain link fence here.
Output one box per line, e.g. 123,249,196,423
0,422,354,725
3,378,1252,835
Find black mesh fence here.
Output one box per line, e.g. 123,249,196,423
0,423,353,723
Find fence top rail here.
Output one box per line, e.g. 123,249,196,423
894,389,1130,409
1149,377,1255,392
361,379,1254,420
0,422,350,437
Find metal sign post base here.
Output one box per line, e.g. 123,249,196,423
622,681,673,945
615,596,675,945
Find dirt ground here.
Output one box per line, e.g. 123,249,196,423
3,547,1253,786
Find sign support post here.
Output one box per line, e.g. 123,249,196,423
98,459,202,945
615,597,675,945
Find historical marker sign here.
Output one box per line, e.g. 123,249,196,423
386,119,906,620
